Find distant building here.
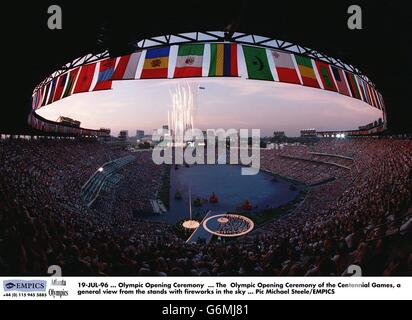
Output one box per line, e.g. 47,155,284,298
98,128,111,143
273,131,286,138
154,126,171,138
118,130,129,144
57,116,81,128
136,130,145,140
300,129,317,138
273,131,286,142
161,125,170,136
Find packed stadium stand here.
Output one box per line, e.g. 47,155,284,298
0,137,411,276
81,155,136,206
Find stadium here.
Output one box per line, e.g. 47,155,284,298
1,2,411,277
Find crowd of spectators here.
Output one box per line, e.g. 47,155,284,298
253,138,412,275
260,146,352,185
0,137,411,276
92,151,166,216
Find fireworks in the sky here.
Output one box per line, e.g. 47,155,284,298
168,82,197,145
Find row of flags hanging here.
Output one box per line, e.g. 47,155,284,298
32,43,385,111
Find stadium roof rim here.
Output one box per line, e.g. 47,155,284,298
33,30,376,93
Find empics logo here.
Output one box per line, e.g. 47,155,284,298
3,280,47,292
4,282,16,290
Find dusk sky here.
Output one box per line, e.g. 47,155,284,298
37,77,383,137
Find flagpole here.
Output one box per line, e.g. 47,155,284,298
189,186,192,221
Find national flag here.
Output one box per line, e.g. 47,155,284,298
33,90,39,109
40,86,47,108
315,61,337,91
357,77,365,102
369,85,380,109
271,50,300,84
361,81,371,105
31,93,36,110
112,52,142,80
374,89,383,110
331,66,350,96
93,58,116,91
52,73,68,102
368,85,378,108
41,82,51,106
375,89,382,110
365,81,372,105
377,92,385,110
62,67,80,98
141,47,170,79
32,89,44,110
73,63,97,94
174,44,204,78
37,86,45,109
36,91,42,109
46,78,58,105
357,78,372,105
242,46,273,81
209,43,238,77
345,71,361,100
294,55,320,88
32,92,39,110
